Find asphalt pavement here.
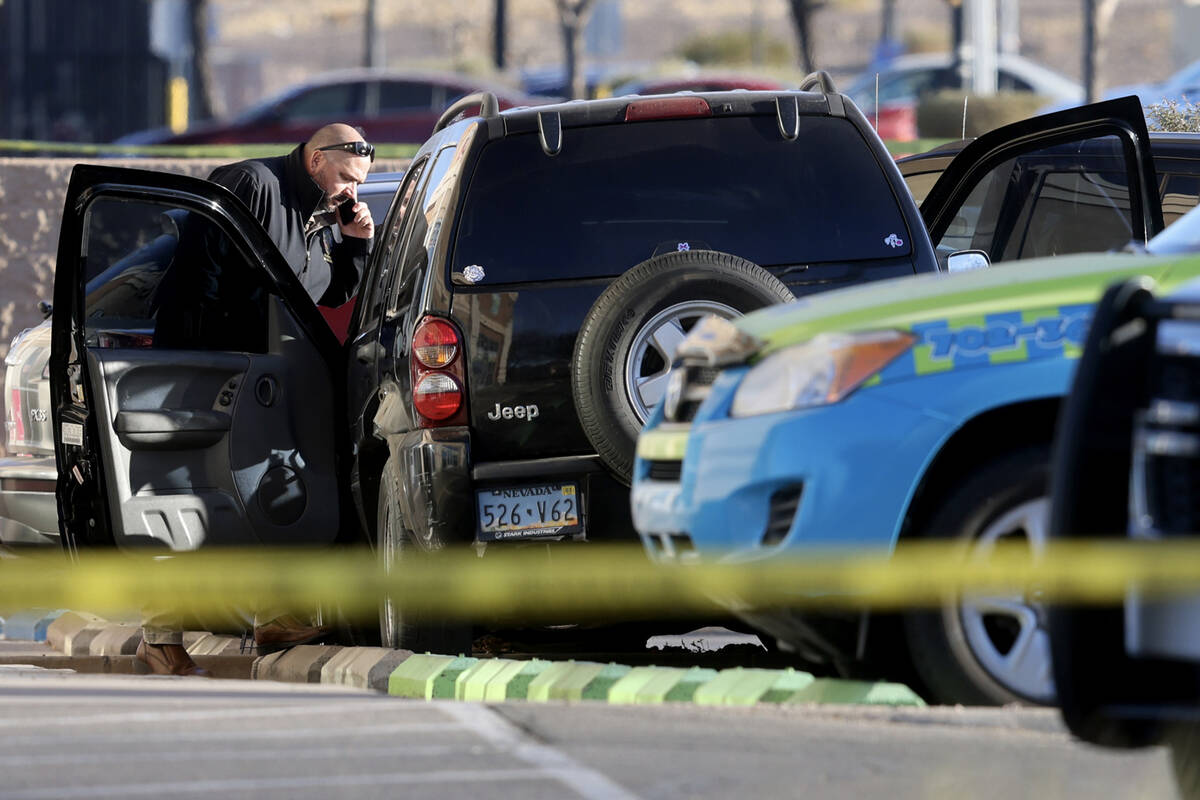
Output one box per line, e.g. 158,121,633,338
0,666,1180,800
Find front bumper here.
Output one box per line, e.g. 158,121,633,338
633,388,955,557
0,455,58,546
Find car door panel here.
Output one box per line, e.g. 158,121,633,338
51,166,345,551
921,96,1164,267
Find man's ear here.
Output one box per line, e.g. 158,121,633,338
308,149,323,174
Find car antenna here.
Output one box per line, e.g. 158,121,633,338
875,73,879,131
962,95,969,140
538,110,563,155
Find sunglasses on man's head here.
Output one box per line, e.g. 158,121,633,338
316,141,375,162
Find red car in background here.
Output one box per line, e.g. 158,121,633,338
116,69,542,146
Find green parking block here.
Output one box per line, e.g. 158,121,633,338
786,678,926,706
582,663,632,700
526,660,587,702
494,659,552,701
535,661,632,701
388,654,476,699
608,666,674,705
662,667,721,703
694,667,815,706
456,658,516,701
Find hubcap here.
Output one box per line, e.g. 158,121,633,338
624,301,739,423
960,497,1057,703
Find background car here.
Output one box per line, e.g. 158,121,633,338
846,52,1084,140
631,98,1190,706
115,70,541,146
0,173,403,549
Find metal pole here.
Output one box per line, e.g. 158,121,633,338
365,0,383,69
1084,0,1096,103
967,0,997,95
494,0,507,70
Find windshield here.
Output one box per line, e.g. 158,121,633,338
453,114,911,284
1146,202,1200,255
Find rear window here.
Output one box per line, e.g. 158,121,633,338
452,114,911,284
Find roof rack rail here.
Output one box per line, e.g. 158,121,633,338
433,91,500,134
798,70,837,94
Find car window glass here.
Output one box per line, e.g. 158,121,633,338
277,84,359,120
1161,172,1200,227
935,134,1137,264
454,116,912,284
997,70,1034,92
358,159,429,333
379,80,436,112
903,169,943,205
391,146,458,310
82,197,270,352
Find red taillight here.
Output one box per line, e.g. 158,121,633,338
413,373,463,420
413,318,460,368
624,97,712,122
410,315,468,428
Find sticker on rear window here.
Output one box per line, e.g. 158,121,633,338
884,233,904,248
61,422,83,447
462,264,485,284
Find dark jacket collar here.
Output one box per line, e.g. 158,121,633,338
285,143,328,221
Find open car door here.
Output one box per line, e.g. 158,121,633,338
920,96,1164,269
50,165,347,552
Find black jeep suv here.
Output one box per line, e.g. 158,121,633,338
54,79,1115,650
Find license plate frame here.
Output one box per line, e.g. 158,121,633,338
475,482,583,542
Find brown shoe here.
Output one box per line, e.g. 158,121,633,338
135,640,212,677
253,615,333,654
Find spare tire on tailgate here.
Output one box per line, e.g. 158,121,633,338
572,249,794,484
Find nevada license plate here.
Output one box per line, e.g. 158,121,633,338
475,483,582,541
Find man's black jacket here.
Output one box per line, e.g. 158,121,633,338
209,143,367,306
153,144,367,350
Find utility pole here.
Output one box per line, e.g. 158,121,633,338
1084,0,1097,102
967,0,997,95
494,0,507,70
365,0,383,69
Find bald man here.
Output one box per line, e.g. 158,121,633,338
207,123,376,305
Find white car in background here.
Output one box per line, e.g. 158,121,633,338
0,172,405,547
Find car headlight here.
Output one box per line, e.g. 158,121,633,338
730,330,916,418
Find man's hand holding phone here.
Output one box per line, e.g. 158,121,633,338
337,198,374,239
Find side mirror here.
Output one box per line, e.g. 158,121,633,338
947,249,991,273
37,300,52,319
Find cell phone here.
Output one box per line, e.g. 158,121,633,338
338,198,356,225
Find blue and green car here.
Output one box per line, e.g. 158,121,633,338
631,181,1200,707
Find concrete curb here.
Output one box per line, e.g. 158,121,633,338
40,621,926,707
0,609,67,642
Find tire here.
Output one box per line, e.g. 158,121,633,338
903,447,1058,706
572,250,793,483
377,459,473,654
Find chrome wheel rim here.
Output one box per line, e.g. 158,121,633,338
379,502,399,645
624,301,739,423
960,497,1056,703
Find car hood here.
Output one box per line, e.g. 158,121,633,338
736,251,1200,356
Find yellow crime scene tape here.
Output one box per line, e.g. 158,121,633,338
0,139,420,160
2,539,1199,624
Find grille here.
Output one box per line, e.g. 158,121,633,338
670,364,723,423
762,484,803,547
647,459,682,481
1139,352,1200,535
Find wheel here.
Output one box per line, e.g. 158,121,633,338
376,458,473,654
904,447,1057,706
572,250,793,483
